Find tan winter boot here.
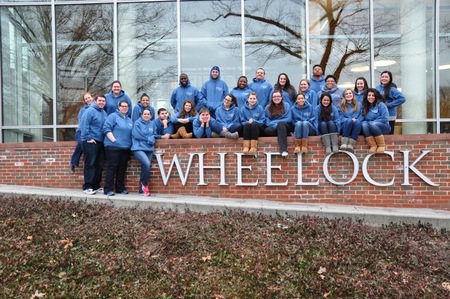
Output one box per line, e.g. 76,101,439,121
301,138,308,153
365,136,377,153
294,139,302,153
242,140,250,153
374,135,386,153
178,127,193,138
248,140,258,154
171,130,181,139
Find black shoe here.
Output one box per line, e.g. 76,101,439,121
69,165,75,174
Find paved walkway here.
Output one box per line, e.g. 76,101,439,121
1,184,449,229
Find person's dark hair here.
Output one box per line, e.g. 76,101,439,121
312,64,322,70
354,77,368,93
198,107,210,115
117,100,128,108
95,95,106,102
267,90,285,117
319,92,332,121
140,93,149,102
141,107,152,117
325,74,337,84
110,80,122,88
180,99,197,118
225,93,238,107
362,88,384,115
234,76,248,89
157,108,167,115
274,73,296,100
380,70,394,100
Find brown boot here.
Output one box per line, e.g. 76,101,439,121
178,127,192,138
294,139,301,153
374,135,386,153
171,130,181,139
242,140,250,153
248,140,258,154
365,136,377,153
301,138,308,153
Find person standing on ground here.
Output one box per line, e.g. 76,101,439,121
375,71,406,134
339,88,362,151
131,108,157,196
313,92,341,156
291,93,315,153
69,92,93,174
264,90,292,157
248,68,273,109
240,92,266,154
102,100,133,196
200,66,229,117
104,80,132,117
79,95,108,195
309,64,325,93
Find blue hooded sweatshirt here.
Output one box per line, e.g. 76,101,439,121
171,79,203,113
375,84,406,120
231,87,252,108
239,102,266,126
76,104,90,133
312,104,341,135
80,102,108,142
304,88,319,107
131,117,158,152
169,111,197,124
338,102,363,124
193,115,222,138
363,102,389,124
132,102,155,122
102,109,133,150
291,101,315,124
154,117,174,137
249,78,273,109
215,104,241,131
265,102,292,129
310,75,325,94
104,90,133,117
318,85,343,107
200,66,229,114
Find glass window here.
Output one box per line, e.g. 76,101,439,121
1,6,53,143
118,1,177,112
3,128,53,143
55,4,113,138
439,0,450,123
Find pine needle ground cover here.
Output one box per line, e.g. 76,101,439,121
1,196,449,298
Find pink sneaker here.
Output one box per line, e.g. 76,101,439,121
142,184,151,196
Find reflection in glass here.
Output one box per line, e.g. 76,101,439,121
1,6,53,143
56,4,113,140
439,0,450,119
3,128,53,143
118,2,177,112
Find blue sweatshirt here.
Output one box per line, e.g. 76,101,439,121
102,110,133,150
375,84,406,120
215,105,241,130
363,102,389,124
104,90,132,117
239,102,266,126
249,78,273,109
338,102,363,123
131,117,157,152
169,111,197,124
76,104,90,133
318,85,343,107
310,76,325,93
304,88,319,107
171,80,203,113
193,116,221,138
132,102,155,122
265,102,292,128
312,104,341,135
154,118,174,137
80,102,108,142
291,101,315,124
231,87,252,108
200,67,229,114
354,90,365,104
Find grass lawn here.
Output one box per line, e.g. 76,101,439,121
1,195,449,298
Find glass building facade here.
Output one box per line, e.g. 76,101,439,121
0,0,449,142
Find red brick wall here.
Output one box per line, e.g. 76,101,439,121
0,134,448,210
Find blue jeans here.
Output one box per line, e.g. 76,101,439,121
361,121,391,137
133,150,153,192
341,118,362,140
104,148,130,194
70,131,82,167
294,121,315,139
81,141,104,190
318,121,338,135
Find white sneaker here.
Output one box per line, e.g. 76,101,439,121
96,187,104,193
83,188,96,195
281,151,289,157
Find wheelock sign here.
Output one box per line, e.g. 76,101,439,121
154,150,439,187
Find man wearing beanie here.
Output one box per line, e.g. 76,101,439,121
200,66,229,117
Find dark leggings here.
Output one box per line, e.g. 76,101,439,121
243,123,265,140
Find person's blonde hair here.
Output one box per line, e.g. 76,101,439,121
339,88,358,112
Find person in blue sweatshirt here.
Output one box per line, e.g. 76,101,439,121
213,94,241,138
264,90,292,157
170,99,197,139
200,66,229,117
298,79,318,107
318,75,343,107
291,93,315,154
354,77,369,104
102,100,133,196
132,93,155,122
249,68,273,109
131,108,157,196
274,73,296,107
154,108,174,139
193,107,228,138
313,92,341,156
375,71,406,134
70,92,93,174
104,80,132,117
171,73,203,113
361,88,390,153
80,95,108,195
240,92,266,154
231,76,252,107
309,64,325,93
338,88,363,152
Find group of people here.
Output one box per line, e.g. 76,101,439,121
70,65,406,196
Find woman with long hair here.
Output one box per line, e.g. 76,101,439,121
170,99,197,139
240,92,266,154
338,88,363,151
313,92,340,155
